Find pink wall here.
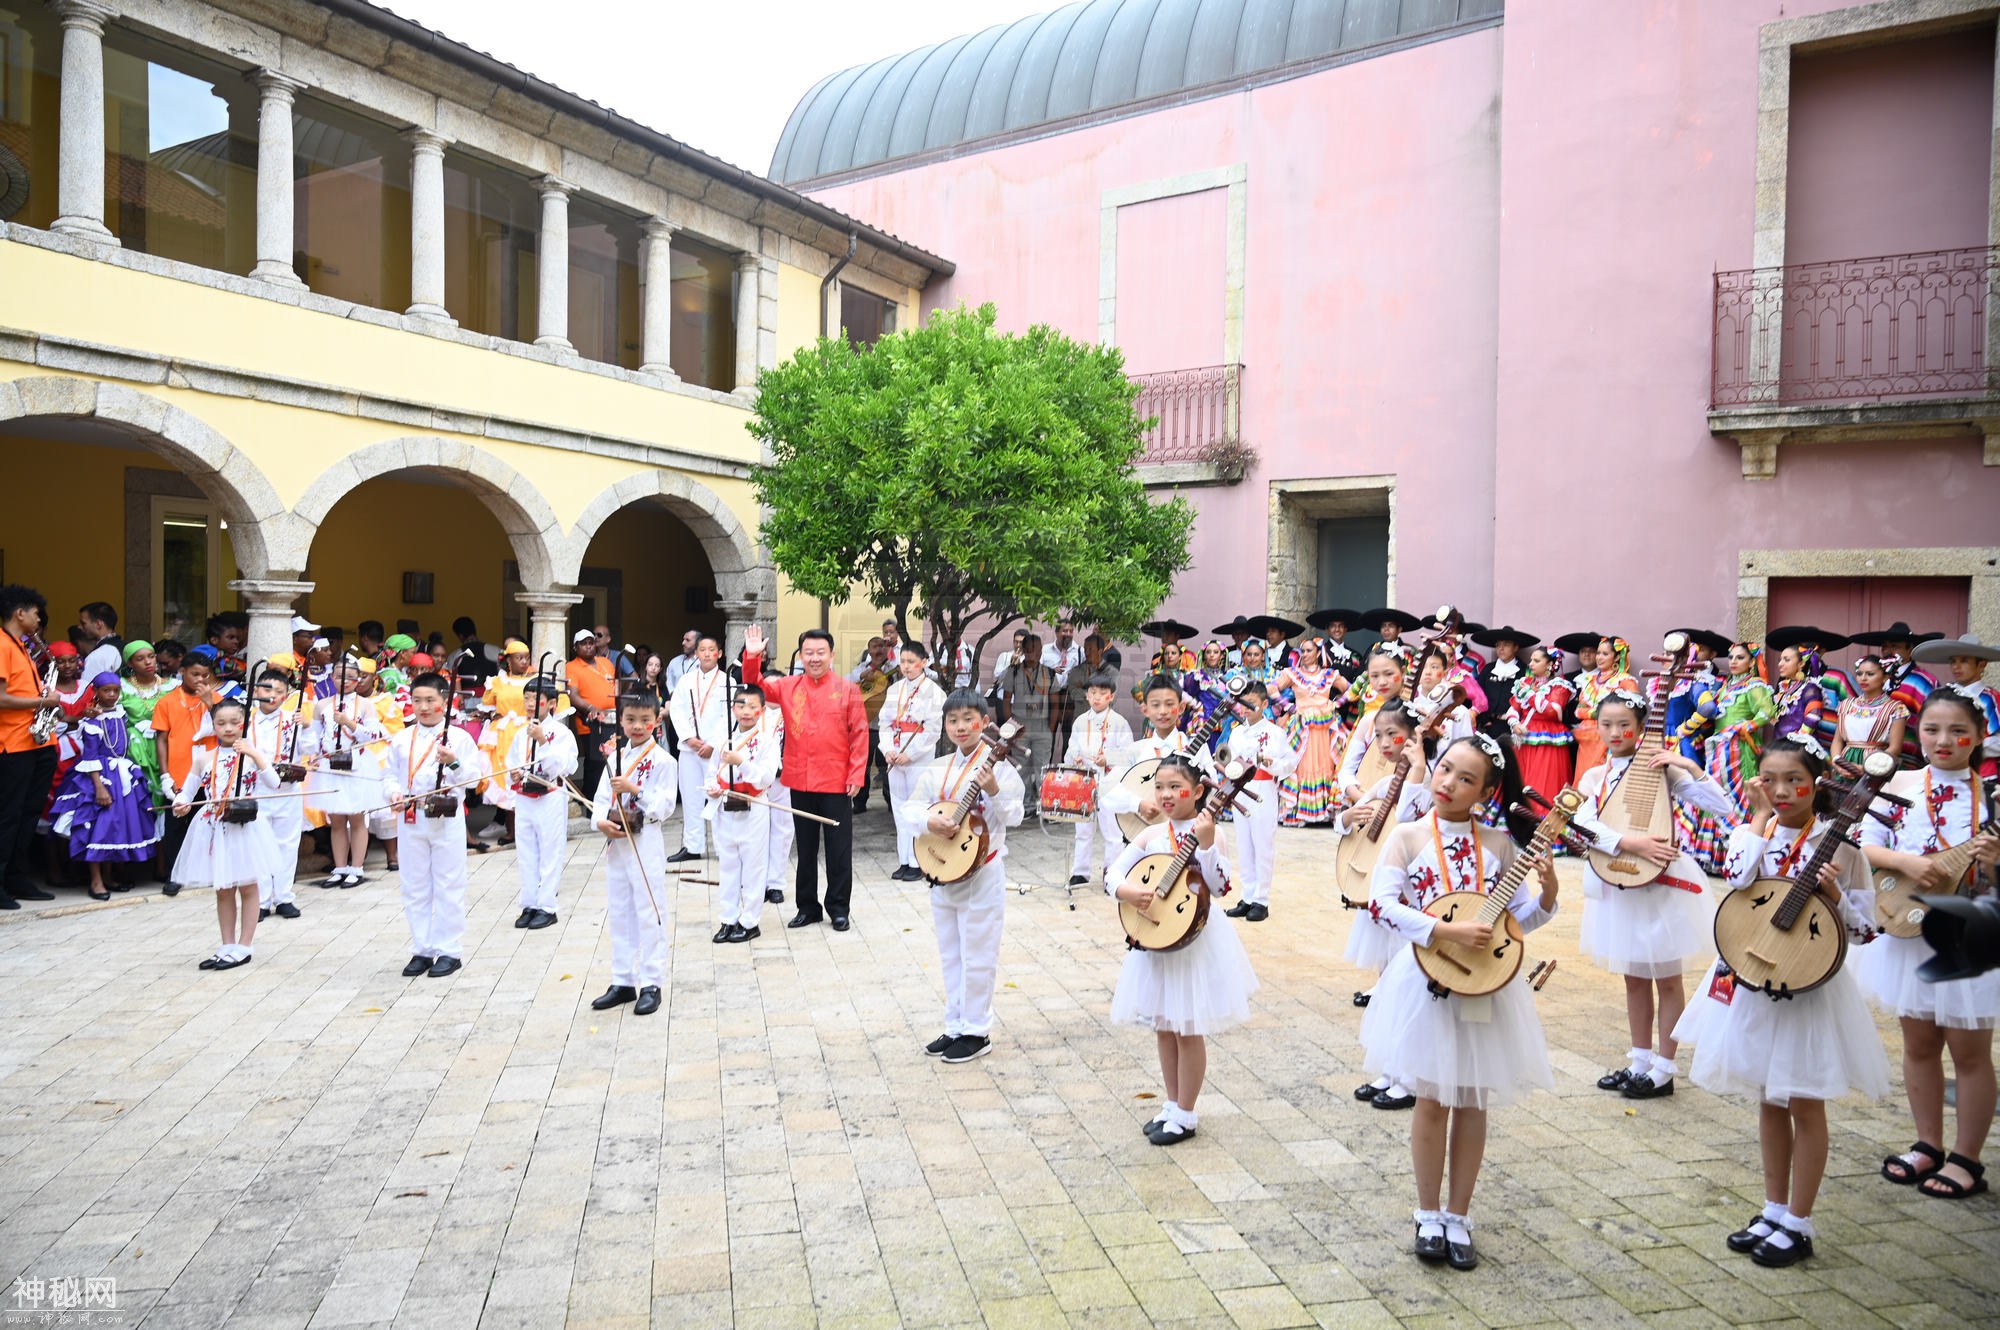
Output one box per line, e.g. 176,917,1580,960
1786,27,1994,265
1115,189,1227,375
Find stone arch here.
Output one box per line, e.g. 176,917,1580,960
293,436,564,588
562,469,769,611
0,376,298,576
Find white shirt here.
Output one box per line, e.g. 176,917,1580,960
1067,707,1134,770
591,739,678,826
1228,717,1302,784
382,722,485,804
879,674,947,762
501,716,579,805
668,664,731,752
1369,816,1556,946
903,745,1027,862
1041,641,1085,688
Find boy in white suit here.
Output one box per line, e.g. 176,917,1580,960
590,695,676,1015
880,643,947,881
704,684,782,942
1220,681,1300,922
503,676,577,930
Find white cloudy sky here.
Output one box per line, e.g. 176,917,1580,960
378,0,1058,176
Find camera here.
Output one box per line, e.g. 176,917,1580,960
1916,895,2000,983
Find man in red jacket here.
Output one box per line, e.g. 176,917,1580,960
742,625,870,930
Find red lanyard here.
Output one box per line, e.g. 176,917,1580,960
940,747,985,801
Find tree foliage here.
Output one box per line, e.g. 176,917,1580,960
747,304,1192,681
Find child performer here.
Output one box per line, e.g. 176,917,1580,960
249,658,315,920
1337,648,1411,806
151,652,217,895
311,659,385,888
907,689,1025,1063
1570,689,1738,1099
1100,675,1199,830
1918,637,2000,777
881,643,947,883
172,698,281,971
356,663,404,872
1861,690,2000,1200
1674,737,1890,1266
667,635,729,864
590,695,676,1014
1107,755,1259,1144
1338,700,1428,1036
48,672,159,900
1066,672,1133,888
1360,735,1560,1270
384,672,485,978
478,639,539,847
501,675,576,931
1222,681,1299,923
707,684,780,943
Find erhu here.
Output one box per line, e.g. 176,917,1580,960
324,651,354,770
272,659,310,784
219,664,262,824
420,672,464,818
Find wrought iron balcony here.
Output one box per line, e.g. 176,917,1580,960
1711,244,1998,408
1131,363,1244,469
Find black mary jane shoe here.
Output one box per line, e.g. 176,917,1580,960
402,955,432,977
590,985,637,1010
212,953,252,971
197,955,222,970
1145,1120,1195,1147
1354,1082,1384,1102
1224,900,1251,918
1352,991,1371,1008
1918,1153,1989,1200
712,924,734,944
1883,1140,1945,1185
1445,1236,1478,1271
1749,1229,1813,1268
1621,1074,1674,1100
1372,1090,1417,1111
1726,1215,1776,1254
1413,1223,1446,1263
1597,1067,1633,1092
633,987,662,1016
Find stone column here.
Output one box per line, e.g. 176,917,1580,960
533,176,574,351
733,250,760,395
404,128,453,323
517,591,584,671
640,216,678,379
229,578,316,668
248,69,306,289
714,597,760,665
49,0,115,243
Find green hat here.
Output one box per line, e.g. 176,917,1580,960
384,633,418,652
121,640,153,663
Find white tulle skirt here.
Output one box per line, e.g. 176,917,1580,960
1360,946,1552,1109
1579,873,1712,979
173,811,284,890
1856,934,2000,1030
1678,960,1890,1106
1341,906,1399,972
1111,903,1259,1035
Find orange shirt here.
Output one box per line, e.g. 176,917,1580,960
0,634,48,754
565,656,616,733
151,688,216,787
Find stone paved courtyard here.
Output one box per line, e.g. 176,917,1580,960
0,809,1996,1330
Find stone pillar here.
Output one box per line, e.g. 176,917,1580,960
733,250,760,395
404,128,453,323
714,597,759,665
49,0,115,243
229,578,316,668
640,216,678,379
248,69,306,289
517,591,584,671
534,176,574,351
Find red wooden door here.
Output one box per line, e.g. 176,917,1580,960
1767,576,1969,670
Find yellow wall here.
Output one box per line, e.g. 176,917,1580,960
576,503,724,651
303,478,514,640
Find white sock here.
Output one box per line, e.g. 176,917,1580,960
1414,1208,1444,1238
1650,1051,1677,1083
1743,1201,1786,1239
1763,1212,1812,1248
1385,1083,1410,1098
1626,1046,1651,1074
1168,1103,1197,1129
1370,1075,1392,1091
1442,1211,1473,1245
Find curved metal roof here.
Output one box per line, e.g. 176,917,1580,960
772,0,1501,184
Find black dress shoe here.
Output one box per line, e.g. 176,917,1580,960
1354,1082,1384,1101
634,986,661,1016
402,954,432,977
258,908,271,921
713,924,734,943
1224,900,1251,918
1750,1229,1812,1267
1068,874,1089,887
830,916,851,932
0,895,17,911
765,888,784,904
525,910,556,930
1727,1215,1778,1253
1243,903,1268,922
13,886,53,901
427,956,462,978
1597,1068,1633,1091
276,902,301,919
1621,1074,1674,1100
1372,1090,1417,1111
212,952,252,971
162,882,182,897
1446,1237,1478,1271
1353,991,1371,1007
515,908,536,929
591,985,637,1010
787,911,822,928
1413,1223,1447,1262
666,849,699,864
731,925,758,942
317,875,344,890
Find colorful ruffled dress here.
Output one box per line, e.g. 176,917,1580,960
48,711,160,861
1573,658,1637,778
1506,676,1574,802
1701,673,1776,822
1182,666,1235,753
119,675,176,801
1771,675,1828,745
1278,666,1343,825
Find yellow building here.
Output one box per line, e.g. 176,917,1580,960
0,0,949,667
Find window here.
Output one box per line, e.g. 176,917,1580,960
102,28,255,272
442,151,540,340
0,3,61,230
292,93,411,312
569,196,641,369
150,496,236,647
670,234,737,390
840,284,895,348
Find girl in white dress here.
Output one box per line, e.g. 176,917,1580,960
1860,690,2000,1201
1573,689,1739,1099
1361,735,1560,1272
1107,756,1260,1147
309,663,386,888
1672,737,1891,1267
172,698,282,971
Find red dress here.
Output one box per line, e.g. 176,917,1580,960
1507,676,1575,800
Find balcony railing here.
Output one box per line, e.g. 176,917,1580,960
1712,244,1998,408
1132,364,1243,465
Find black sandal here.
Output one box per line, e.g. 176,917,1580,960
1919,1153,1989,1200
1882,1140,1945,1185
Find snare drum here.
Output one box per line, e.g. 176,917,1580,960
1037,765,1098,823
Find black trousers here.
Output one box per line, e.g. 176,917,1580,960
790,789,853,919
854,735,888,807
0,746,56,897
577,722,614,803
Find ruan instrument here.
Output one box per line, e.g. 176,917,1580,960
1873,773,1993,938
1117,761,1259,953
1415,787,1584,998
914,720,1023,884
1333,750,1414,897
325,652,354,770
1113,676,1245,841
1713,751,1898,998
1586,631,1695,889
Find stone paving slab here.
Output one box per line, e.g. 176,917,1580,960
0,809,1995,1328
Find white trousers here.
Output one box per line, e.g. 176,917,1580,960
1069,805,1123,881
676,752,710,853
259,791,302,907
400,814,467,959
514,791,568,912
715,802,771,927
888,762,925,866
606,825,668,987
1237,777,1281,905
765,782,794,893
932,856,1006,1037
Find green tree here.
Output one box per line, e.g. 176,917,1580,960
748,303,1191,684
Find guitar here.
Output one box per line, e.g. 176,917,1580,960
1414,787,1584,997
1872,772,1994,939
1117,762,1258,952
913,720,1023,884
1586,631,1696,888
1113,677,1245,841
1332,751,1414,897
1713,751,1897,997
